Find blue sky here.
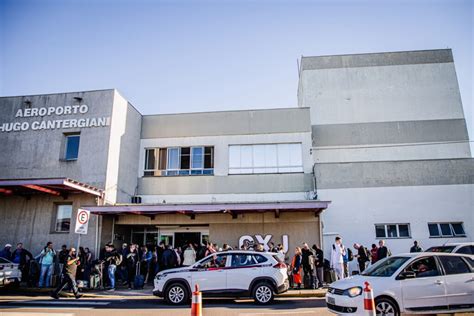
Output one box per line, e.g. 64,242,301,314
0,0,472,145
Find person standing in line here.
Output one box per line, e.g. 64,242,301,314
370,244,378,264
330,237,346,280
301,243,315,289
183,243,196,266
126,244,139,289
376,240,391,261
11,243,33,282
291,247,303,289
104,244,121,291
410,240,423,253
119,243,129,285
353,243,369,273
312,244,324,288
50,248,82,299
38,242,56,288
0,244,12,261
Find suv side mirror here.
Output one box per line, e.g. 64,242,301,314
397,271,416,280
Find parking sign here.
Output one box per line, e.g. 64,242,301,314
75,209,90,235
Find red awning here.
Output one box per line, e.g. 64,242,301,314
0,178,103,197
81,200,330,218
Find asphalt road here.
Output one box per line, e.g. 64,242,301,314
0,296,332,316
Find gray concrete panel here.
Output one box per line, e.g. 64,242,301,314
138,173,314,195
301,49,453,70
141,108,311,139
312,119,470,147
315,158,474,189
0,90,115,188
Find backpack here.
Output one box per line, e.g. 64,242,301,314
347,248,354,262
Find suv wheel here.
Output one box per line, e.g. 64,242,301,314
165,283,189,305
375,297,399,316
253,282,274,304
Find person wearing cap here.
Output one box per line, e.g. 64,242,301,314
51,248,82,299
0,244,12,261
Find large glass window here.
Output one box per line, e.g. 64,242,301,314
55,204,72,232
439,256,471,275
428,222,466,238
375,224,411,239
228,143,303,174
143,146,214,176
65,134,80,160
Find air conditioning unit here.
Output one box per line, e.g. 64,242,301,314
131,196,142,204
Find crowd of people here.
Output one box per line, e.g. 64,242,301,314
0,238,426,294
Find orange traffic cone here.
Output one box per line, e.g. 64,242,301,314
191,284,202,316
363,281,376,316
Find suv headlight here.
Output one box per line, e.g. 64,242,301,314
344,286,363,297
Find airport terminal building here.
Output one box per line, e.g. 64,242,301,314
0,49,472,262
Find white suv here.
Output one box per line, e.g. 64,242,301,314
153,251,289,305
426,242,474,255
326,253,474,315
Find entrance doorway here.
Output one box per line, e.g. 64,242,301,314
174,232,201,249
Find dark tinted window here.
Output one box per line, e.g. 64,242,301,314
452,223,466,236
362,257,410,277
439,256,471,275
440,224,451,236
65,134,80,160
428,224,440,237
456,246,474,255
254,255,268,263
231,254,256,267
426,246,456,253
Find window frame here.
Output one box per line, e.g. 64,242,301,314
64,133,80,161
228,143,304,175
52,203,73,234
428,222,466,238
374,223,411,239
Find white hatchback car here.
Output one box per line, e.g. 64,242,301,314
426,242,474,255
326,253,473,315
0,257,22,288
153,251,289,305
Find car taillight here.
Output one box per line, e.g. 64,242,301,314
273,262,287,269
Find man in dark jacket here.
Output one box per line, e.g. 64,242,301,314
104,244,121,291
162,245,177,270
51,247,82,299
0,244,12,260
58,245,69,265
312,244,324,288
11,243,33,282
376,240,391,261
353,243,369,273
410,241,423,253
301,243,315,289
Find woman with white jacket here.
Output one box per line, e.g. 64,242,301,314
183,243,196,266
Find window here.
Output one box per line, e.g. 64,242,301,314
456,246,474,255
438,256,471,275
55,204,72,232
143,146,214,176
428,222,466,238
362,256,410,277
64,134,80,160
404,256,440,278
198,254,228,269
375,224,411,239
228,143,303,174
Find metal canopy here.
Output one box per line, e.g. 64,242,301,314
0,178,103,197
81,200,331,217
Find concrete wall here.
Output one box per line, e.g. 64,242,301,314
314,158,474,189
318,184,473,270
298,49,465,125
141,108,311,139
0,194,99,255
0,90,115,188
115,211,321,258
104,91,142,204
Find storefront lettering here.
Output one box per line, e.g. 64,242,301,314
239,234,289,253
0,105,110,133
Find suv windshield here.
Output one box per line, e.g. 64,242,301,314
362,256,410,277
426,246,456,253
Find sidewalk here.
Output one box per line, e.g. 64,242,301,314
5,285,327,299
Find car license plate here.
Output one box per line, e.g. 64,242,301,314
327,296,335,305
